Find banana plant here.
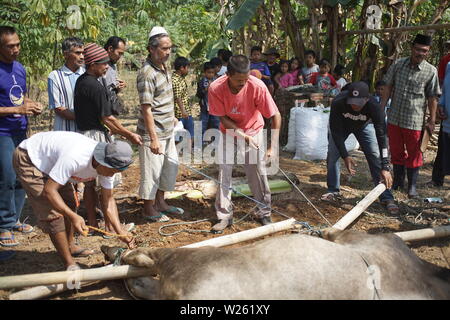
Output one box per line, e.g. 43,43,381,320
225,0,265,31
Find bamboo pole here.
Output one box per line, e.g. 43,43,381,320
0,265,149,291
182,218,297,248
339,23,450,36
8,280,100,300
10,283,68,300
394,225,450,242
332,184,387,231
1,219,297,291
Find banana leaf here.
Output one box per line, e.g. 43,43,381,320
225,0,264,31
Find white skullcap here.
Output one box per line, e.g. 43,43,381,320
148,26,168,40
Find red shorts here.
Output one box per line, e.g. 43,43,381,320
387,123,423,168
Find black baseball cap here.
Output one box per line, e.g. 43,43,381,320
346,81,370,107
93,140,133,171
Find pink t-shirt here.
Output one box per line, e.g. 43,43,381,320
279,73,294,88
208,75,279,136
289,69,301,86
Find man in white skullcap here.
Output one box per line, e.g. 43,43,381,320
136,27,183,222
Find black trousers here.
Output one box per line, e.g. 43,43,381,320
431,124,444,185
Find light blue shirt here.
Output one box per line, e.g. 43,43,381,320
48,65,85,132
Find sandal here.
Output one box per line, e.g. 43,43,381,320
71,247,95,257
320,192,341,202
0,231,20,247
12,222,34,234
144,213,170,223
383,200,399,215
160,206,184,216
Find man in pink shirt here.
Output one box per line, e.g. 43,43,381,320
208,55,281,232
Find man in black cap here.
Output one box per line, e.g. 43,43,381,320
323,81,398,214
380,34,441,198
12,131,136,270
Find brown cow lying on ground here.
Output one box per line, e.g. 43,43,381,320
102,229,450,300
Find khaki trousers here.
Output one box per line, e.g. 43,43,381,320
215,130,271,220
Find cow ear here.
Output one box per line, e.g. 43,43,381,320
122,248,156,269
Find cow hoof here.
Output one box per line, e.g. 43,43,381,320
125,277,160,300
101,245,126,262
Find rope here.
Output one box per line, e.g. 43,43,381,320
276,166,332,226
158,147,330,234
158,211,254,236
158,219,212,236
359,253,382,300
162,152,296,220
113,247,127,266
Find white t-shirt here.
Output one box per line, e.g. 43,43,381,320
302,64,319,83
217,65,227,76
19,131,115,189
336,77,347,92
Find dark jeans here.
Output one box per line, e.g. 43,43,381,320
0,133,27,232
431,124,444,186
201,111,220,137
327,123,394,202
178,116,194,139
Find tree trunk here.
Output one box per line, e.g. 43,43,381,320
309,3,322,58
352,0,372,81
278,0,305,60
326,4,340,69
429,0,450,25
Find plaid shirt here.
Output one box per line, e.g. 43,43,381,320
136,57,174,139
172,72,191,118
383,57,441,131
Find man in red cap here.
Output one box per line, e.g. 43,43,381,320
74,43,142,231
380,34,441,198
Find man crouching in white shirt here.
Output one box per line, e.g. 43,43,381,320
12,131,136,270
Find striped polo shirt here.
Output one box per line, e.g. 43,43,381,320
48,65,85,132
136,57,174,139
383,57,441,131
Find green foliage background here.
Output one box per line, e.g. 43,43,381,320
0,0,448,92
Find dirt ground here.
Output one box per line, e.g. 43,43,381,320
1,71,449,300
0,144,449,300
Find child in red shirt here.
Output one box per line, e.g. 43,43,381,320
308,59,337,94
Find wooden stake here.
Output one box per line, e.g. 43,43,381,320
332,184,387,231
